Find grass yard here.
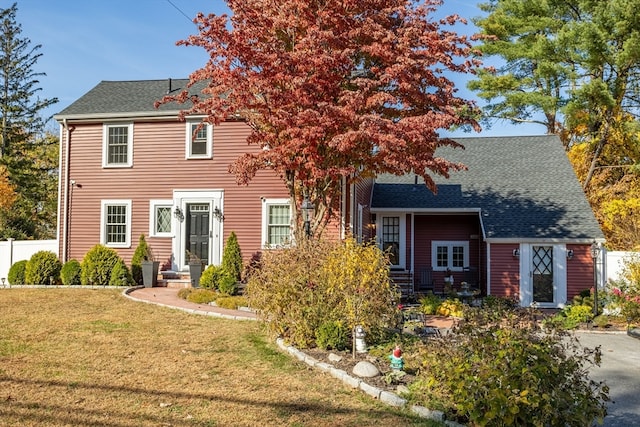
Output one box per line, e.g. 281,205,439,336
0,288,438,426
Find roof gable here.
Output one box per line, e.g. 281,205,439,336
372,135,603,240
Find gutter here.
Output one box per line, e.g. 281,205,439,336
60,119,74,263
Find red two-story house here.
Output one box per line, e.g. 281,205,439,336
55,79,605,308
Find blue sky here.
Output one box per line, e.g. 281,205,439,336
17,0,543,136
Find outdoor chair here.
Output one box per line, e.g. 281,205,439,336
415,266,437,296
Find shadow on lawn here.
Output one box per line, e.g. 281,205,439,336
0,375,418,426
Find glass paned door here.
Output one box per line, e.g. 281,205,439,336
532,246,553,303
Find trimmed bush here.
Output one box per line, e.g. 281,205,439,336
177,287,193,300
60,259,82,286
7,260,27,285
222,231,243,282
109,259,133,286
217,272,237,296
199,264,219,289
215,295,248,310
25,250,62,286
81,244,121,286
186,289,217,304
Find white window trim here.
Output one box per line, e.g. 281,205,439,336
377,213,406,269
431,240,470,272
185,121,213,159
100,199,132,248
261,198,292,248
149,199,173,237
102,123,133,168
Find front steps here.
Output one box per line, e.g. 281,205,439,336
156,270,193,288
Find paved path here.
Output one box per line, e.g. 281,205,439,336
125,286,257,320
574,331,640,427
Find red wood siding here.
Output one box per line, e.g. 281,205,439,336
413,214,483,291
353,177,374,241
59,120,290,265
488,244,520,299
566,244,594,299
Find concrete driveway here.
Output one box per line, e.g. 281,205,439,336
574,331,640,427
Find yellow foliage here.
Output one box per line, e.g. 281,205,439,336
321,237,397,331
0,166,16,210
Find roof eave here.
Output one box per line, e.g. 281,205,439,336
53,110,203,123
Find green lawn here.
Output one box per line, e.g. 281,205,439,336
0,288,438,426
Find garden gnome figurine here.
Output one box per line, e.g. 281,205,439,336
389,345,404,371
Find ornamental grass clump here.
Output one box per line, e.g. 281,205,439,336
407,305,609,426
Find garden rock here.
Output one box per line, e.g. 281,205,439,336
328,353,343,363
352,361,380,378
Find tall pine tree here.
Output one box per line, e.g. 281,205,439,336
0,3,58,239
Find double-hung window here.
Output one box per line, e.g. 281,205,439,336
149,200,173,237
432,241,469,272
103,123,133,167
186,121,213,159
261,198,291,247
101,200,132,248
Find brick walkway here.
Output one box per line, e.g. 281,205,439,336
125,286,258,320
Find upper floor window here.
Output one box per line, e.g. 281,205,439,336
149,200,173,237
186,121,213,159
261,198,291,247
432,241,469,272
103,123,133,167
101,200,132,248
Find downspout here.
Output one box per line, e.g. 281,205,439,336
60,119,74,263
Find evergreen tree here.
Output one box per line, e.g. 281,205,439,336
0,3,58,239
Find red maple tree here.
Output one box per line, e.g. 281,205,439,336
161,0,480,236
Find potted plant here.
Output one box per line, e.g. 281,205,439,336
187,251,205,288
132,234,159,287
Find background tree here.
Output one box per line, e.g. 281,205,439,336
0,3,58,239
470,0,640,250
161,0,480,237
468,0,575,135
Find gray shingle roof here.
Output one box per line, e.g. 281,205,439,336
372,135,604,241
54,79,206,120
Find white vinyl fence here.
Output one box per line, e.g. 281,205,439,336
606,251,638,284
0,239,58,283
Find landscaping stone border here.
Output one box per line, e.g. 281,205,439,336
276,338,464,427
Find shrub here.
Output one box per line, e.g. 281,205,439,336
199,264,221,290
177,287,193,300
316,320,349,351
60,259,82,286
109,259,133,286
25,250,62,286
408,305,609,426
246,237,397,349
131,234,154,285
7,260,27,285
222,231,243,282
80,244,121,286
246,238,340,348
201,264,238,295
546,303,595,330
418,293,441,315
217,272,237,295
436,298,464,318
186,289,217,304
215,295,248,310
